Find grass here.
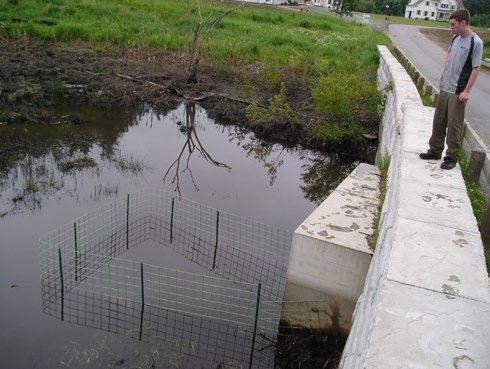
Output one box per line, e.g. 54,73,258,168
369,154,391,250
458,151,490,272
0,0,390,68
418,89,433,107
364,12,489,32
0,0,391,144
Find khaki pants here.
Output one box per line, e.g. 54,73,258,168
429,90,466,160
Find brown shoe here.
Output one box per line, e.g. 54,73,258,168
440,158,457,170
419,149,441,160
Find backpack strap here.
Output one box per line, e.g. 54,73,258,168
449,34,459,52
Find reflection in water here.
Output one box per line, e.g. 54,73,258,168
0,101,355,218
301,155,359,204
0,100,366,368
0,106,148,216
163,102,231,195
229,127,287,186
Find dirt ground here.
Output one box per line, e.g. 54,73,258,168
0,36,378,161
421,27,490,54
0,36,240,114
0,36,308,137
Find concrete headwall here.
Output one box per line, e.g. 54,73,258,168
340,46,490,369
283,163,380,332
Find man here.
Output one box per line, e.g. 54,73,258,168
419,9,483,170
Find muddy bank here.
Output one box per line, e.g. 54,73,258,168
273,326,347,369
0,36,377,161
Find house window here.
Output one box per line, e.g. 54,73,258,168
417,10,421,15
431,11,435,16
424,11,428,15
426,1,429,5
451,5,455,9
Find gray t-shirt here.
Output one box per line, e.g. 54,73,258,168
439,32,483,94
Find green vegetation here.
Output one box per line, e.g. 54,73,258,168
484,38,490,61
0,0,391,145
458,151,490,271
245,82,299,126
365,13,445,27
369,154,391,250
356,0,409,17
418,89,433,107
0,0,389,65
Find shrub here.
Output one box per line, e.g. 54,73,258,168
472,14,490,28
311,72,381,122
258,63,282,91
245,83,298,125
312,120,363,144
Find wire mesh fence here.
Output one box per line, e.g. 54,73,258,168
40,189,293,368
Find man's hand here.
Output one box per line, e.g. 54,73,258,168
459,90,470,103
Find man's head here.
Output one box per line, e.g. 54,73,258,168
449,9,471,35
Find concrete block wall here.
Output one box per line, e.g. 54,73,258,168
339,46,490,369
283,163,380,332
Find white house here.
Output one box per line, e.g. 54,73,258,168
313,0,335,8
405,0,463,21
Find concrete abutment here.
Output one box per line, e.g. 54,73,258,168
282,45,490,368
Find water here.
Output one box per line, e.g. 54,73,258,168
0,102,359,368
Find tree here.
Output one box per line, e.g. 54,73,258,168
357,0,375,13
333,0,360,17
163,102,230,195
463,0,490,17
356,0,409,16
463,0,490,27
182,0,243,84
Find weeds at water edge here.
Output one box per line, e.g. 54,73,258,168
368,154,390,250
458,151,490,272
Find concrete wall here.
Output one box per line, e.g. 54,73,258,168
340,45,490,369
283,163,380,332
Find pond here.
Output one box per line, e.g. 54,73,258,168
0,101,359,368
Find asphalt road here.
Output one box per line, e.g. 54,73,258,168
389,24,490,148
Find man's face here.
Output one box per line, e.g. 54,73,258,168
450,19,465,35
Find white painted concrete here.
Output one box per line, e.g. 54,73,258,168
339,46,490,369
393,45,490,193
363,281,490,369
284,163,380,330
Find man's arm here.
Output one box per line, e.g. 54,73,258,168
459,66,480,103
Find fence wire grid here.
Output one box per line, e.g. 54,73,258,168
40,189,293,368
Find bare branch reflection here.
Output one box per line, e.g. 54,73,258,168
163,102,231,195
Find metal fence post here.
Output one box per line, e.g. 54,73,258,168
469,150,486,183
170,197,175,243
126,194,130,250
248,283,262,369
74,222,78,282
139,262,145,341
58,249,64,322
213,210,220,270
